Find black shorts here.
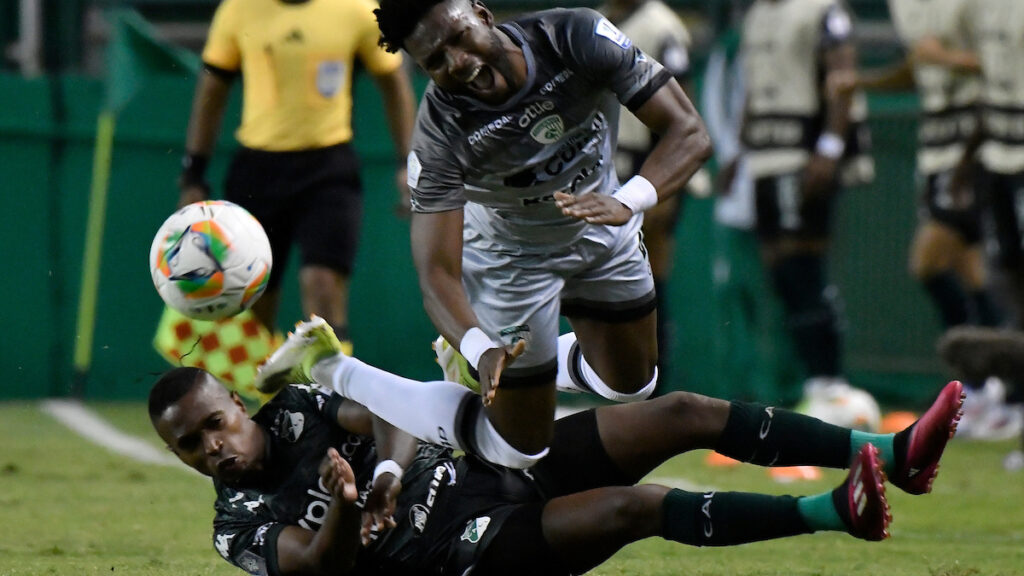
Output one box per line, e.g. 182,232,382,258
423,410,633,576
919,169,983,244
224,143,363,292
755,172,838,242
981,168,1024,270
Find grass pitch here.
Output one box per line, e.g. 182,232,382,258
1,401,1022,575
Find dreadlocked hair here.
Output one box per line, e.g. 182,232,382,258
375,0,447,53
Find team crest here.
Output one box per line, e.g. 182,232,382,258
316,61,345,98
460,516,491,543
499,324,531,350
272,410,305,442
530,115,564,144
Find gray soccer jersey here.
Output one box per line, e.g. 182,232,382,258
407,8,672,252
889,0,980,175
969,0,1024,175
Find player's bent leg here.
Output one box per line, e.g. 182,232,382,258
257,317,547,468
561,313,659,400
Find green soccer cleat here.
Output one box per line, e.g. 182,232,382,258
432,335,481,393
255,315,344,395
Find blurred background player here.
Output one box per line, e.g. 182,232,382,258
375,0,711,468
738,0,874,409
600,0,711,384
841,0,1014,439
940,0,1024,466
176,0,416,351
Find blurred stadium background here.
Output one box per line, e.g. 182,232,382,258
0,0,948,408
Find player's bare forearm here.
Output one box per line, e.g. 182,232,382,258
411,210,483,345
633,80,713,202
823,44,857,139
851,58,915,93
912,36,981,73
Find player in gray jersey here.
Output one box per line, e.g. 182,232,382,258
740,0,874,407
370,0,712,469
844,0,1000,332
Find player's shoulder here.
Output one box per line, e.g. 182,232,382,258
511,7,606,43
254,384,335,428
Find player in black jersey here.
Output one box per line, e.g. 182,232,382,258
155,348,965,574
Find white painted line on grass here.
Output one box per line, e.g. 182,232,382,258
40,399,187,469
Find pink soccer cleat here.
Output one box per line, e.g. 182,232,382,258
892,380,965,495
841,443,891,541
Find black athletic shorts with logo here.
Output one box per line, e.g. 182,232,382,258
755,171,838,242
224,142,363,292
981,169,1024,270
408,410,635,576
919,169,983,245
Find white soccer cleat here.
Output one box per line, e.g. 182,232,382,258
255,315,344,395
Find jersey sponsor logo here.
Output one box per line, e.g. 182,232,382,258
539,69,574,95
410,504,430,533
316,61,345,98
505,113,607,191
530,115,565,144
298,476,333,531
271,410,305,443
460,516,492,543
518,100,556,128
468,114,515,146
595,18,632,49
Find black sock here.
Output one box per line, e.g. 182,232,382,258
714,401,852,468
969,289,1004,327
662,489,811,546
771,255,843,376
923,272,970,328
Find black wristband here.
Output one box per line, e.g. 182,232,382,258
180,153,210,186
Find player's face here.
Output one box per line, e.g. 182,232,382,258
405,0,522,105
154,376,265,486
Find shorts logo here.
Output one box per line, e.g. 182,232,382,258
316,61,345,98
530,115,565,144
407,151,422,188
595,18,631,49
410,504,430,534
460,516,491,543
499,325,530,349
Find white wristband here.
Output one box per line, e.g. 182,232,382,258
815,132,845,160
372,459,403,483
459,327,499,370
613,175,658,214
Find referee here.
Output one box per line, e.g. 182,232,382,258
178,0,416,349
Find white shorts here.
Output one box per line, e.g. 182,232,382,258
461,216,656,380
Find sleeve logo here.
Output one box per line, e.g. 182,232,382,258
595,18,632,49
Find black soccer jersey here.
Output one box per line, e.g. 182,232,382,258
210,384,453,576
407,8,671,251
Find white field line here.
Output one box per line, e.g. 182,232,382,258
40,399,190,470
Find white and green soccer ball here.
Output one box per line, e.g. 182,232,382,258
150,200,272,321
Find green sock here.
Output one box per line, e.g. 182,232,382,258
850,431,896,475
797,491,845,532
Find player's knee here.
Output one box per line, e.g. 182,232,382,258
599,486,662,539
472,415,549,469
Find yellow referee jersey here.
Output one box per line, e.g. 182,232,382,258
203,0,402,151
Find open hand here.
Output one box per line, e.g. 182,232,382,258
319,448,358,504
554,191,633,225
360,471,401,545
476,339,527,406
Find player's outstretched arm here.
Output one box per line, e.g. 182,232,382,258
275,448,361,575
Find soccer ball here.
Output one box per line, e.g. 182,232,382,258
802,385,882,432
150,200,272,320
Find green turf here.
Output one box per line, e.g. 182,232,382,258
2,401,1022,575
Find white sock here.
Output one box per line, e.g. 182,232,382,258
312,354,550,468
313,354,472,450
555,332,658,402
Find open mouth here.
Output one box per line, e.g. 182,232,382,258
217,455,239,474
466,65,494,93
